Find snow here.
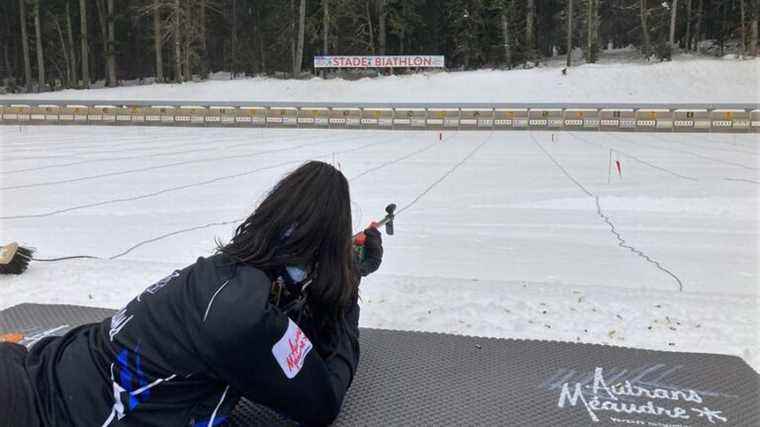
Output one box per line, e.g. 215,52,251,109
1,126,758,372
1,55,758,371
3,55,759,104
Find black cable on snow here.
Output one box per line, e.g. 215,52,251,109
644,132,758,157
1,138,392,220
109,219,242,260
533,134,593,197
1,142,318,191
396,131,491,216
115,132,460,257
2,129,352,175
349,132,458,182
531,133,685,292
19,130,481,262
566,132,701,182
723,177,760,184
20,133,406,259
611,132,758,171
2,130,373,189
32,255,101,262
570,132,758,185
593,196,683,292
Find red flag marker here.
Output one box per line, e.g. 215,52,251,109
615,160,622,178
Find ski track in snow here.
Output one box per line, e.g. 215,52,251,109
1,124,758,373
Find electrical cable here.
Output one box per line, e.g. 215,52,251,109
1,137,396,220
531,132,684,292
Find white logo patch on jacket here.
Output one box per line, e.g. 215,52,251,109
272,318,313,379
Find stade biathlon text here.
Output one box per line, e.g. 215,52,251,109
314,55,445,68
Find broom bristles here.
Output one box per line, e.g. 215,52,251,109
0,242,34,275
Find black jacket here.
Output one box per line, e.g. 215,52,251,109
24,246,380,427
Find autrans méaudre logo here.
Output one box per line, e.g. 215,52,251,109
552,367,729,425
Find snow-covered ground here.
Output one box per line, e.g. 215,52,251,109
1,126,758,371
3,55,759,104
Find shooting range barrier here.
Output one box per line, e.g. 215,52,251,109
711,109,752,132
393,108,427,130
1,303,758,426
298,107,330,127
529,108,564,129
1,101,759,133
563,108,600,129
673,109,711,132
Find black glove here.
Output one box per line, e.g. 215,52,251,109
358,226,383,277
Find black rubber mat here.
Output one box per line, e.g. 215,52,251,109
1,303,758,426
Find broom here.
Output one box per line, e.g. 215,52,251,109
0,242,34,275
0,242,99,275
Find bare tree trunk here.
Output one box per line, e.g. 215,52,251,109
566,0,573,67
183,4,190,83
719,0,726,56
594,0,599,59
752,4,759,56
232,0,238,76
66,1,77,87
740,0,747,55
96,0,107,84
289,0,296,73
20,0,32,91
95,0,116,85
586,0,599,62
96,2,106,62
669,0,678,49
80,0,89,88
174,0,181,82
184,36,190,82
586,0,592,61
3,43,11,82
377,0,386,55
153,2,163,82
33,0,44,88
640,0,651,58
526,0,535,61
685,0,692,50
366,0,375,53
503,8,512,68
322,0,329,55
259,34,266,73
0,6,11,81
694,0,703,51
294,0,306,75
53,14,71,87
200,0,208,78
106,0,116,85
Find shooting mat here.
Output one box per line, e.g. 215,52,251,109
1,303,757,426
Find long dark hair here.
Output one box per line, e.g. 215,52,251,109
218,161,357,324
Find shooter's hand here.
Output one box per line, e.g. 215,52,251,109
357,225,383,277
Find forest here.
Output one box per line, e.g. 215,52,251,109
0,0,758,92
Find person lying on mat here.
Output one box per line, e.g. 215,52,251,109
0,161,384,427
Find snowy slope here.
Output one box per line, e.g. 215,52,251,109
3,56,759,104
1,127,758,371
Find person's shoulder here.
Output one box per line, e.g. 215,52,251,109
194,254,272,308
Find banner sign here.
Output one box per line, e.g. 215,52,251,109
314,55,445,69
